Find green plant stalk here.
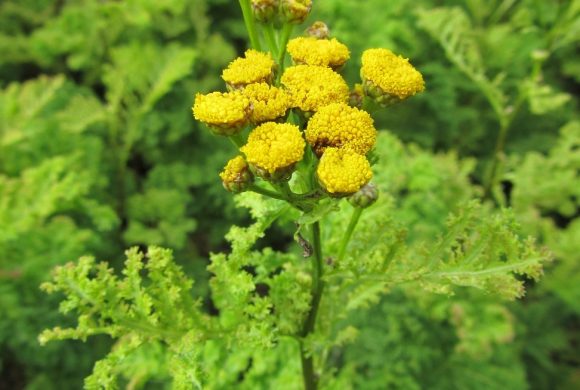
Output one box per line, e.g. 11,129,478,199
264,23,279,56
337,207,363,262
228,133,245,149
276,23,294,80
239,0,262,51
300,221,324,390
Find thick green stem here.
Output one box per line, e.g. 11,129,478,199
337,207,363,262
264,23,279,55
300,221,324,389
228,133,245,149
483,122,509,200
276,24,294,80
239,0,262,50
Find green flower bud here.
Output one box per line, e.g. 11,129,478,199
251,0,279,23
348,183,378,208
306,21,329,39
280,0,312,24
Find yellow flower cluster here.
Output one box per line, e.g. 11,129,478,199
317,148,372,194
222,49,276,88
281,65,349,113
192,91,251,135
240,122,305,177
219,156,253,192
287,37,350,69
305,103,376,156
242,83,290,124
361,48,425,101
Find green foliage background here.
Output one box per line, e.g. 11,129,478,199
0,0,578,389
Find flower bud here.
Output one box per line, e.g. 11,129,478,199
251,0,279,23
220,156,254,193
280,0,312,24
306,21,329,39
349,83,364,108
348,183,378,208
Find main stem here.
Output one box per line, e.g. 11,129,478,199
483,121,509,200
300,221,324,390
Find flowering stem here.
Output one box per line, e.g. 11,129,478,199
300,221,324,390
337,207,363,262
239,0,262,51
276,23,294,79
264,23,279,55
228,134,245,149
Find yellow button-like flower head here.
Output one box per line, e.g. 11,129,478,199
361,48,425,105
220,156,254,193
241,122,305,181
306,103,376,156
317,147,372,195
281,65,349,114
242,83,290,124
222,49,276,89
287,37,350,69
192,91,251,136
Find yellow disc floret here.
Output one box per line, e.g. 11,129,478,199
317,147,372,195
222,49,276,88
192,91,251,135
281,65,349,113
287,37,350,69
241,122,305,179
220,156,254,193
361,48,425,102
306,103,376,156
242,83,290,124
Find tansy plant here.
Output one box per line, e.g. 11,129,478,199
40,1,551,389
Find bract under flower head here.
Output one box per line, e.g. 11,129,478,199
281,65,349,114
242,83,290,124
241,122,305,180
361,48,425,103
192,91,251,136
306,103,376,156
222,49,276,89
220,156,254,193
287,37,350,69
317,147,372,195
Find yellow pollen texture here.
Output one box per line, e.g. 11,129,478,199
305,103,376,155
222,49,275,86
281,65,349,112
361,48,425,99
220,156,248,183
287,37,350,68
192,91,250,126
241,122,305,174
242,83,290,123
317,147,372,194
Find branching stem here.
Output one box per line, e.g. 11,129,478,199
239,0,262,50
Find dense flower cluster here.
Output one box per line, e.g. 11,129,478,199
240,122,305,180
192,20,424,197
361,48,425,104
305,102,376,156
317,148,372,194
287,37,350,69
192,92,251,135
281,65,349,113
222,49,276,89
243,83,290,124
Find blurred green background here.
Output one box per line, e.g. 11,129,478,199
0,0,578,388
